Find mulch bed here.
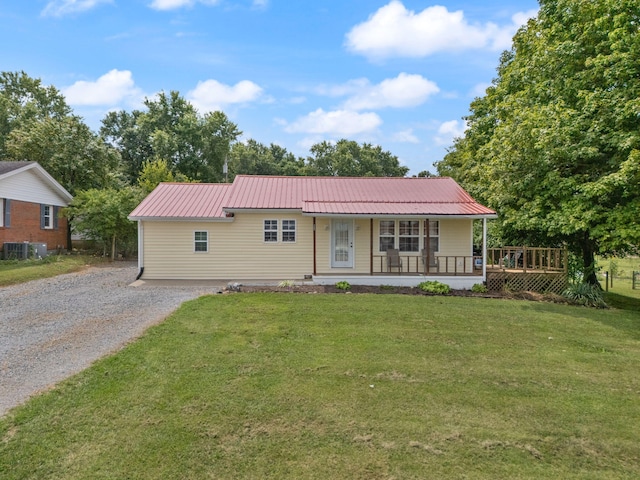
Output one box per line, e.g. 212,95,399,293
233,284,570,303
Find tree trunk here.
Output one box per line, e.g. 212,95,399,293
111,234,116,263
66,222,72,253
581,233,600,287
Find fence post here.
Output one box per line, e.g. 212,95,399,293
633,271,638,290
605,271,609,292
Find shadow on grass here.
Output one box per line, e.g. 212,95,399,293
604,292,640,312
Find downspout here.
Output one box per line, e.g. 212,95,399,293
313,217,317,276
136,221,144,280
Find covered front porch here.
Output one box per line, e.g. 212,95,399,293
311,215,492,289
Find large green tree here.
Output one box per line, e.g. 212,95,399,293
228,139,305,180
6,115,122,194
437,0,640,284
305,139,409,177
0,71,71,158
101,91,241,184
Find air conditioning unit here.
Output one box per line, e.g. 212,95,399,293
30,243,48,259
1,242,48,260
3,242,29,260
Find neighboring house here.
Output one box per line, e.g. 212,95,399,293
129,175,497,288
0,161,73,257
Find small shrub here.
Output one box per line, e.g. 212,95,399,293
278,280,295,288
562,283,607,308
418,281,451,295
379,284,395,291
471,283,488,293
335,281,351,291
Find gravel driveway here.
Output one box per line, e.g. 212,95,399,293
0,263,222,417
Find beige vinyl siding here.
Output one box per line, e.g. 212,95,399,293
140,215,476,280
438,219,473,257
141,213,314,280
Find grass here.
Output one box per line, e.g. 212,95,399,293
2,293,640,479
0,255,106,286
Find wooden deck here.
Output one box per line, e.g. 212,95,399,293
486,247,568,294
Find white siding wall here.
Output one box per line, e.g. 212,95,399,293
0,170,69,206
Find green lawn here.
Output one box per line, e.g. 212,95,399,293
0,255,106,286
1,293,639,479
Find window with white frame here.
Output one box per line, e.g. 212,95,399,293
424,220,440,256
399,220,420,252
0,199,3,227
379,220,395,252
282,220,296,242
194,231,208,252
264,220,278,242
42,205,53,229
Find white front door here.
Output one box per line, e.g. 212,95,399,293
331,219,354,268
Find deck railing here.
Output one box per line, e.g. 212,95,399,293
487,247,567,273
372,255,483,276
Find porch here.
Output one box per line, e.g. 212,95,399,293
370,253,483,276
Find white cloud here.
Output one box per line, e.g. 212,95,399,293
187,79,263,112
284,109,382,136
434,120,467,146
343,73,439,110
41,0,111,17
345,1,536,60
490,9,539,50
392,129,419,144
470,82,491,98
148,0,220,10
63,69,142,106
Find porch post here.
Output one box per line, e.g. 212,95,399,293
370,218,373,275
482,218,487,281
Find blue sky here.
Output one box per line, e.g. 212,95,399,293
1,0,538,175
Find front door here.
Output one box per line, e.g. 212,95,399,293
331,219,354,268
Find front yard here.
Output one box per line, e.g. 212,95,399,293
1,293,639,479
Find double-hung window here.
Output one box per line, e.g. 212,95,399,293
424,220,440,256
379,220,395,252
399,221,420,252
41,205,53,229
194,231,208,252
264,220,278,242
282,220,296,242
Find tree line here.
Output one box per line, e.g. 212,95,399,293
0,71,408,257
3,0,639,284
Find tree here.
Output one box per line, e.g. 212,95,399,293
66,186,143,261
228,139,305,180
101,91,241,184
437,0,640,284
0,71,71,158
305,139,409,177
137,158,194,195
6,115,122,194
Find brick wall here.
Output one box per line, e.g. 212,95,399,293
0,199,69,251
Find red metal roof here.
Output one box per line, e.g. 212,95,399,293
129,176,496,219
129,183,232,219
